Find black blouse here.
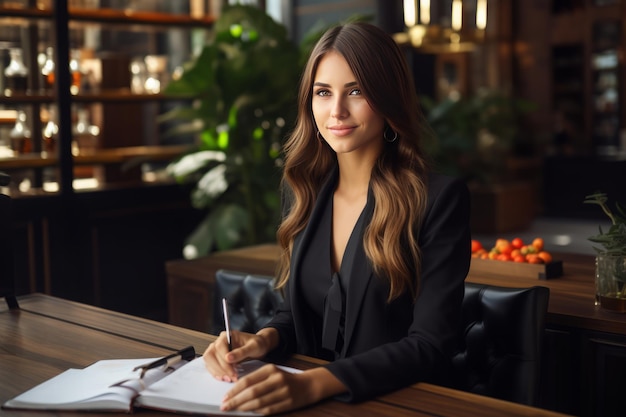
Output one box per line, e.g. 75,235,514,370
298,187,368,360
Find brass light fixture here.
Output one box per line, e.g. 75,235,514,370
394,0,488,53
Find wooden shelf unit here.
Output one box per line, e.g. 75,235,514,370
0,2,213,195
0,1,213,334
0,6,215,27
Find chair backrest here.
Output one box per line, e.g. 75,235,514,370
0,186,18,309
446,282,550,406
212,269,283,334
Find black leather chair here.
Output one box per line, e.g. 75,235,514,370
0,172,18,309
445,282,550,406
211,271,549,407
212,269,283,334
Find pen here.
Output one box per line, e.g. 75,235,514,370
222,298,232,351
133,345,196,378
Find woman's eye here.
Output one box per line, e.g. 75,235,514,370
315,89,330,97
349,88,362,96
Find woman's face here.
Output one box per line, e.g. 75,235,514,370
311,51,385,157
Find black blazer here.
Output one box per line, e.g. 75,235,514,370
266,169,471,402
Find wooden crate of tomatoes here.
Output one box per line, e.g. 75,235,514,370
470,237,563,280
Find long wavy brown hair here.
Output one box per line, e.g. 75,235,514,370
275,22,430,301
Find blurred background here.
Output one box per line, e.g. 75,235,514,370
0,0,621,321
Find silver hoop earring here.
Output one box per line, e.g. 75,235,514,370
316,131,324,141
384,129,398,143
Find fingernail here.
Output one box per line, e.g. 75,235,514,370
222,375,231,383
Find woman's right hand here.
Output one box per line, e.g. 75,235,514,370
203,327,279,382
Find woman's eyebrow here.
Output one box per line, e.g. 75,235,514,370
313,81,358,88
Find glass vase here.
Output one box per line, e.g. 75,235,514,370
9,109,32,154
42,105,58,156
40,46,55,93
596,252,626,313
4,48,29,96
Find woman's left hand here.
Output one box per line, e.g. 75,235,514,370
220,365,345,415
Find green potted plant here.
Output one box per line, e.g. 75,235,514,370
421,89,535,185
159,5,301,258
421,90,537,234
584,192,626,312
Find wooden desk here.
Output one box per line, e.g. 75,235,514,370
0,294,568,417
166,245,626,417
466,252,626,335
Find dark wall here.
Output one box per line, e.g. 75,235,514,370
9,184,204,322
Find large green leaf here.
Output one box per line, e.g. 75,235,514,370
183,214,215,258
211,203,250,250
165,44,219,96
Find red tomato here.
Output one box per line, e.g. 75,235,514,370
511,237,524,249
499,243,513,256
497,253,512,262
471,240,483,253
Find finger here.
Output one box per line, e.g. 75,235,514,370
203,334,237,381
225,390,288,414
222,368,293,413
223,365,285,404
226,330,257,363
221,366,264,401
202,344,227,379
228,331,269,365
255,398,294,416
208,332,232,366
231,383,290,412
219,331,256,381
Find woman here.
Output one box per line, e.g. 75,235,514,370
203,21,471,415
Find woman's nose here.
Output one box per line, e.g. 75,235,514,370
331,98,348,119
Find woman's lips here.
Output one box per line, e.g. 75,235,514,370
328,126,355,137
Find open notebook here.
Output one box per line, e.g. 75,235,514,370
3,356,299,415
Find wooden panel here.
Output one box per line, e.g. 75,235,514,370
166,244,280,332
0,194,14,298
8,184,202,323
167,275,213,332
539,326,579,414
583,331,626,417
550,10,586,44
10,195,61,296
469,182,536,234
378,384,569,417
470,258,563,280
99,54,143,183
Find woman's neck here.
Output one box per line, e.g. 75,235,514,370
335,153,375,198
